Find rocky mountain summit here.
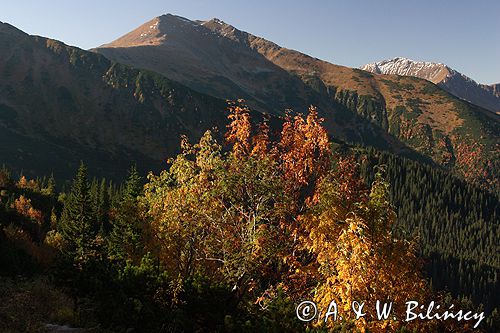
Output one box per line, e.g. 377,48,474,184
0,15,498,189
362,57,500,114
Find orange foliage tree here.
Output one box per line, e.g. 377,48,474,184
143,101,434,331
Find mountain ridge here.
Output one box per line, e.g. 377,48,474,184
361,57,500,114
96,14,318,115
0,19,420,182
0,17,498,191
95,14,500,191
0,20,229,180
95,14,420,155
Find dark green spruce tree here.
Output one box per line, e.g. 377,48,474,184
59,162,96,259
108,165,144,263
90,177,110,234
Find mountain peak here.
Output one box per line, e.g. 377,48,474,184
157,13,197,25
390,56,445,66
361,57,452,83
98,14,202,48
361,57,500,113
208,17,226,25
200,18,250,44
201,17,235,31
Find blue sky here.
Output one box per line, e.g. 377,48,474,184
2,0,499,84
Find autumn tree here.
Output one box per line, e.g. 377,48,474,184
12,195,44,241
143,122,290,302
301,167,431,332
143,130,224,282
278,107,331,206
213,147,289,298
225,100,252,159
142,101,435,330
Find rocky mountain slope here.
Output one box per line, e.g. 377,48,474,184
94,14,394,148
95,15,500,191
362,57,500,114
94,16,314,115
0,20,416,182
486,83,500,98
0,21,228,180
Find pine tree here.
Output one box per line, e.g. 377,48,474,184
58,162,96,258
122,165,142,200
108,166,143,263
97,178,110,232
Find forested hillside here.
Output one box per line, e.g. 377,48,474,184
358,148,499,312
95,15,500,193
0,7,498,333
1,105,498,332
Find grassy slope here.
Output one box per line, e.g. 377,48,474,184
239,31,500,190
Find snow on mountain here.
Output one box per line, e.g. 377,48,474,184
361,57,500,113
361,57,454,84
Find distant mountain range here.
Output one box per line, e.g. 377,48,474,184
0,15,498,190
0,18,405,181
94,14,499,189
361,57,500,114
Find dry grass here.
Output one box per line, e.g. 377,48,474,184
0,277,75,333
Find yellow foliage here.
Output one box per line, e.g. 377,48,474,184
299,171,432,332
